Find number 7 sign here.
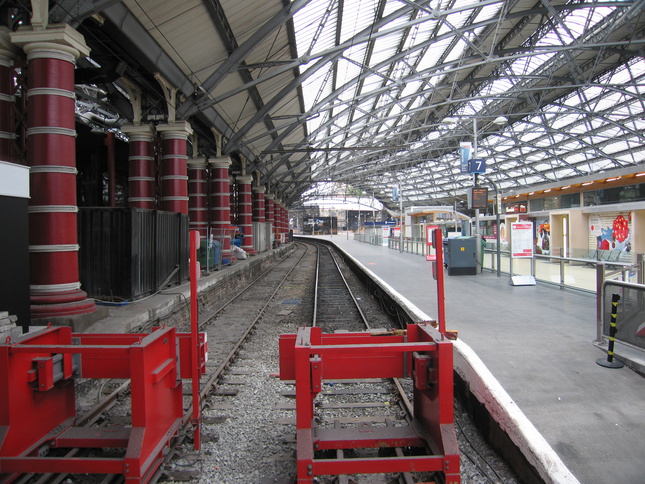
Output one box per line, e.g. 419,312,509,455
468,158,486,174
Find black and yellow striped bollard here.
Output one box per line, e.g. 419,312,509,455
596,293,624,369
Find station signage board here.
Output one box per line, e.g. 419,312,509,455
470,187,488,209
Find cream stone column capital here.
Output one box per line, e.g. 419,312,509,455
121,123,155,142
11,23,90,60
236,174,253,185
209,156,231,169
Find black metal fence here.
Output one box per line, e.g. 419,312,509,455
78,208,189,301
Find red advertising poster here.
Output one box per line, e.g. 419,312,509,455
511,222,534,258
425,225,440,261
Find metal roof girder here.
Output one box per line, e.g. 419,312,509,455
100,2,256,163
222,0,434,153
177,0,314,119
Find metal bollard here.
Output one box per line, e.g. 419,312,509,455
596,293,624,369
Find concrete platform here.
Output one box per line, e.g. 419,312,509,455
324,234,645,484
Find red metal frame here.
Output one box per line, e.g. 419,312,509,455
279,323,460,483
0,326,206,483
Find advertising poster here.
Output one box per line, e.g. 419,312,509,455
511,222,534,258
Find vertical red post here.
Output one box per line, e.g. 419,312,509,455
266,192,275,246
229,175,236,225
189,230,201,449
122,124,156,209
11,25,97,322
236,175,256,255
188,157,207,240
158,122,192,214
274,201,282,243
209,157,232,263
433,228,446,335
252,185,266,251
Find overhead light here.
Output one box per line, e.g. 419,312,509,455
493,116,508,125
636,172,645,177
544,188,551,193
528,192,535,195
606,176,621,182
561,185,570,190
582,181,594,186
515,194,520,198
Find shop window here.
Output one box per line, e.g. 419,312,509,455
584,183,645,206
530,198,544,211
561,193,580,208
543,196,559,210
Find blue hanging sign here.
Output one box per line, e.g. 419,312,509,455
468,158,486,174
459,142,472,173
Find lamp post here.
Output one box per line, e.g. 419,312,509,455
472,118,482,273
399,183,403,253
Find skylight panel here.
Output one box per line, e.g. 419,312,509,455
416,38,452,72
340,0,377,45
471,1,504,25
292,0,339,56
400,79,423,99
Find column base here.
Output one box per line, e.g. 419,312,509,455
30,305,108,332
30,289,106,331
242,245,257,256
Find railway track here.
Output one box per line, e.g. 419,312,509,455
9,240,519,484
313,242,370,330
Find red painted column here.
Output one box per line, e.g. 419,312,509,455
275,200,283,244
158,122,192,214
236,175,256,255
11,25,97,321
122,124,156,209
0,29,19,162
188,156,208,239
279,201,286,238
209,157,232,264
252,186,266,223
284,203,290,239
229,175,237,225
252,185,266,252
265,192,275,248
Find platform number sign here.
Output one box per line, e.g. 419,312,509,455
468,158,486,174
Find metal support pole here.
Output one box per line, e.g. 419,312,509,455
472,119,481,273
189,230,202,449
399,183,403,253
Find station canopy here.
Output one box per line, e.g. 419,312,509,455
48,0,645,211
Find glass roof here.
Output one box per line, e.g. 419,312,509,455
289,0,645,208
58,0,645,211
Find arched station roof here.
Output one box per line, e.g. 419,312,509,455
21,0,645,211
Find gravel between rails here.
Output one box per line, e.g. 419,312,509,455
161,243,521,484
